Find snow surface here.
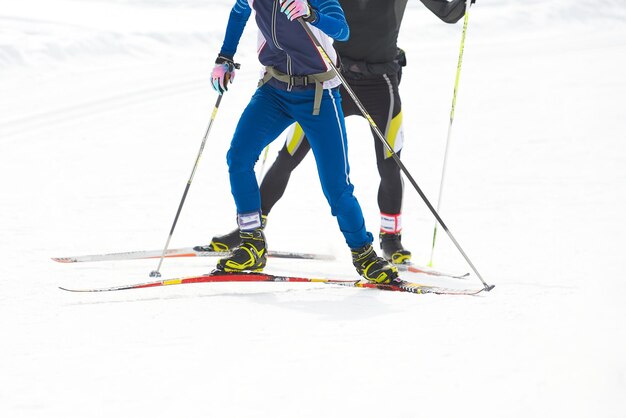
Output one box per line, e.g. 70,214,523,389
1,0,625,416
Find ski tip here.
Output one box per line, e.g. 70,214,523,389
52,257,75,263
59,286,106,293
448,272,471,280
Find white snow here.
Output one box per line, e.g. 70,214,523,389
1,0,625,417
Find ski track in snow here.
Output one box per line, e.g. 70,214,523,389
1,1,625,417
0,77,207,140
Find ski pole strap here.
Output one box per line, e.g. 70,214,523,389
258,66,336,115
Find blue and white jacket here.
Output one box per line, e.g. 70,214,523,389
219,0,349,91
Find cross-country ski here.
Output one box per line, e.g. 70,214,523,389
52,247,469,280
59,271,484,295
51,247,334,263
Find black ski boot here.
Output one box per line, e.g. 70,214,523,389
195,215,267,252
379,232,412,264
215,228,267,272
351,244,399,284
195,228,241,252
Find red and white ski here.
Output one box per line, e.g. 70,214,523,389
59,271,486,295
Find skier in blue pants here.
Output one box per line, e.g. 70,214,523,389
211,0,399,284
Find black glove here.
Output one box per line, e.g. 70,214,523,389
395,48,407,68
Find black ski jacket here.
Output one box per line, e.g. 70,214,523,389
335,0,469,76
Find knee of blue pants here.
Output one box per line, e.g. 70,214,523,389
226,144,258,175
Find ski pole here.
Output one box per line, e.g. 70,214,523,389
297,18,494,291
149,94,224,278
429,0,472,267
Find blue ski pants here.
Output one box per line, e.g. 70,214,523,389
226,83,373,249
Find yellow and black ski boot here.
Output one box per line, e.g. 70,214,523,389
351,244,399,284
216,228,267,272
379,232,412,264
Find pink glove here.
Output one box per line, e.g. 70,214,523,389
211,55,238,95
279,0,312,21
